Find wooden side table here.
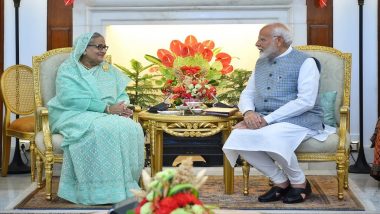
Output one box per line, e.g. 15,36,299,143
138,111,241,194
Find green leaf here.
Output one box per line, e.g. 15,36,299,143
144,54,162,65
210,61,223,72
167,183,199,197
213,47,222,55
174,55,209,70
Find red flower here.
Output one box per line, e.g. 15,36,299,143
172,193,203,207
170,40,185,56
155,197,179,214
193,43,205,54
135,198,148,214
221,64,234,75
202,49,213,62
215,52,232,66
161,54,175,67
181,66,201,75
202,40,215,50
172,86,186,94
185,35,198,49
157,49,172,59
181,46,195,57
205,86,217,99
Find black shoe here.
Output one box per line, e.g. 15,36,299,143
258,185,291,202
283,179,312,204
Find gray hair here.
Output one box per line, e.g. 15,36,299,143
90,32,103,42
271,24,293,46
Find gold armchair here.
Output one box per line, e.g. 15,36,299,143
1,65,35,179
242,45,352,200
32,48,72,200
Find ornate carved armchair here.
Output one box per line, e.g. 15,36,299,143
32,48,138,200
32,48,72,200
242,45,352,200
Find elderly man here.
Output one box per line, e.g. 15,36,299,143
223,23,324,204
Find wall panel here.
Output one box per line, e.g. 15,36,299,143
47,0,72,49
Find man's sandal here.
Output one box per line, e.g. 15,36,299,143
258,185,291,202
283,179,312,204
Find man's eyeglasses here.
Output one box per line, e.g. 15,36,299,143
87,44,109,51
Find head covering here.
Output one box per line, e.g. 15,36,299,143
72,32,94,62
69,32,109,73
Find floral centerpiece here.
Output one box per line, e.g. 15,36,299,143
145,35,234,105
130,158,214,214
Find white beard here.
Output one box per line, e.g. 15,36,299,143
259,42,278,60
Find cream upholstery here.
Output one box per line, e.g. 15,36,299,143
242,45,352,200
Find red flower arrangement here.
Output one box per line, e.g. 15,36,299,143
145,35,234,104
130,158,214,214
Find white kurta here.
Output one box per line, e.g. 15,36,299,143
223,47,328,166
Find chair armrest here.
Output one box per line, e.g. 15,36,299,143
337,105,350,151
132,105,142,122
36,107,54,152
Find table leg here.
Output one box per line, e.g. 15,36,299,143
149,121,156,176
222,130,234,194
155,130,163,174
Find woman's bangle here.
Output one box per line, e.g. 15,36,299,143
106,105,110,114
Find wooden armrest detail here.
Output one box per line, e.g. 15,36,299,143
338,105,350,151
39,108,54,151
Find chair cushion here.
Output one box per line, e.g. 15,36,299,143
296,131,351,153
8,116,35,132
39,53,70,106
35,131,64,154
300,51,345,125
320,91,337,127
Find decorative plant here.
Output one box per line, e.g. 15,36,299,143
115,59,164,108
216,69,252,105
144,35,234,105
130,158,215,214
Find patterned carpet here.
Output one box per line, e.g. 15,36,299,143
14,175,364,211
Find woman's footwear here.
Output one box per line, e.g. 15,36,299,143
282,179,312,204
258,185,291,202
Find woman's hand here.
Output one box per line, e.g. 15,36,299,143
108,101,133,117
120,107,133,118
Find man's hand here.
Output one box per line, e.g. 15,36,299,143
243,111,268,129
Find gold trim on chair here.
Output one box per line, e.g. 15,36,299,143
32,47,71,200
1,64,35,180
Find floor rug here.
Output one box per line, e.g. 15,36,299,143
14,175,364,211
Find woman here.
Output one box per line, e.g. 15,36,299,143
47,32,145,205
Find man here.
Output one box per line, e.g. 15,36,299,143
222,23,324,204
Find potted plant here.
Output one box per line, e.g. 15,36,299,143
115,59,164,108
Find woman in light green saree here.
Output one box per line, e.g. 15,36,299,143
47,32,144,205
